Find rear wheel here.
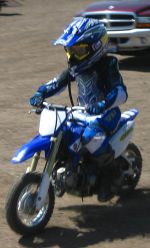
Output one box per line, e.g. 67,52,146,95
5,172,55,235
114,143,142,194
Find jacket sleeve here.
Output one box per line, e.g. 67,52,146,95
104,56,128,109
37,69,74,98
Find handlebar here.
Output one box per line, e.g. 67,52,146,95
43,102,85,112
29,102,85,115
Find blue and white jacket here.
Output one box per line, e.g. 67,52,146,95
37,55,128,109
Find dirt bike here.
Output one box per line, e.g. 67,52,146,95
5,102,142,235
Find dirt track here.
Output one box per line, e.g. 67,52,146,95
0,0,150,247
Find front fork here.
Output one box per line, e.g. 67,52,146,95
34,131,63,211
26,152,41,173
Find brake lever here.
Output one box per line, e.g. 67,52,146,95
28,109,36,114
28,107,42,115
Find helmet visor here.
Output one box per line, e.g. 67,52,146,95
65,44,90,61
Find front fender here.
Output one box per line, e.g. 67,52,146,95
11,134,51,164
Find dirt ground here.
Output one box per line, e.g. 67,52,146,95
0,0,150,247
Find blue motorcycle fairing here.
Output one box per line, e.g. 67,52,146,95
66,121,85,154
11,108,139,164
94,108,139,155
82,108,139,156
11,134,51,164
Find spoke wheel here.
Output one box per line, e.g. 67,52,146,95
114,143,142,194
5,172,55,235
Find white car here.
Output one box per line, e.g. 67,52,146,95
77,0,150,55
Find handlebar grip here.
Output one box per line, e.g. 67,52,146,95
48,104,67,111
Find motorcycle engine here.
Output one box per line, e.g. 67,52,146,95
54,164,97,197
56,167,78,189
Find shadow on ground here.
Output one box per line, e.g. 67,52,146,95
19,188,150,248
0,13,22,16
119,54,150,72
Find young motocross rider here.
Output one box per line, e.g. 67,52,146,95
30,17,128,200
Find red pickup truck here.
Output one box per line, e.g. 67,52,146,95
77,0,150,55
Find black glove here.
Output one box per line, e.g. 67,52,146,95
29,92,44,107
86,100,106,115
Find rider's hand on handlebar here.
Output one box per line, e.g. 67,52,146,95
86,100,106,115
29,92,44,107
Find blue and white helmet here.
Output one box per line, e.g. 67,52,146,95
54,17,108,76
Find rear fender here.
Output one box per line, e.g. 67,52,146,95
11,134,51,164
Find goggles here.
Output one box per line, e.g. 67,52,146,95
65,44,90,61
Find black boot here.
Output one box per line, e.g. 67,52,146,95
97,166,114,202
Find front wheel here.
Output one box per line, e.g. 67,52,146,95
5,172,55,235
